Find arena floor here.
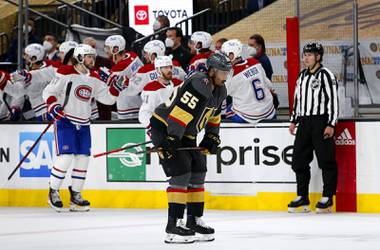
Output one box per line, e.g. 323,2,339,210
0,208,379,250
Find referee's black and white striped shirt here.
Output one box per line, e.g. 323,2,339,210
290,65,338,126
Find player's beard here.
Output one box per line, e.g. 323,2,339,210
84,60,95,70
163,71,173,81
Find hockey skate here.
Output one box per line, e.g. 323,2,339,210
287,196,310,213
316,197,333,214
68,186,90,212
48,188,63,212
165,217,195,244
186,216,215,242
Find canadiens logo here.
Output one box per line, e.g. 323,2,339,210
75,85,92,102
335,128,355,145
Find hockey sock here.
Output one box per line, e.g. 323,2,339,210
187,187,205,217
167,187,187,219
50,154,73,190
71,155,89,192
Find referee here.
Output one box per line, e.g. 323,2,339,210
288,42,339,213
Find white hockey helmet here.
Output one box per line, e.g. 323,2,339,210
24,43,45,63
190,31,212,50
221,39,243,62
155,55,173,77
143,40,166,62
104,35,126,55
59,41,78,56
74,44,97,63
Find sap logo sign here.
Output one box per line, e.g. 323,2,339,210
19,132,56,177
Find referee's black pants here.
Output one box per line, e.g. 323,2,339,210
292,115,338,197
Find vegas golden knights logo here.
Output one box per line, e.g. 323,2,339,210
196,107,214,132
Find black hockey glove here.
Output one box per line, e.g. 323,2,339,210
199,133,221,155
158,135,181,160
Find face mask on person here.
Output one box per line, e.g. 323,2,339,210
43,41,53,51
22,25,32,34
153,20,161,32
165,37,174,48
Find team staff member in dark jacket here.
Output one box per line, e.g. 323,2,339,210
150,53,232,243
288,42,339,214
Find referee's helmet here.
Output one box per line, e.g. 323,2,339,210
303,42,324,62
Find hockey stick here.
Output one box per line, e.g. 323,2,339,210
133,146,205,155
93,140,153,158
6,81,73,181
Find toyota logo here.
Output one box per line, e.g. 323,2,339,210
136,10,147,21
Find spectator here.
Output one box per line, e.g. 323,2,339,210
153,15,171,42
83,37,113,69
165,27,192,70
43,34,60,61
215,38,228,52
5,19,42,63
248,34,273,80
83,36,114,120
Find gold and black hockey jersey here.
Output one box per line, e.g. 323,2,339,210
150,71,226,139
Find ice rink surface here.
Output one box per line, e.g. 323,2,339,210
1,208,380,250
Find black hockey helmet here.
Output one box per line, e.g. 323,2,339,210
206,52,233,72
303,42,324,61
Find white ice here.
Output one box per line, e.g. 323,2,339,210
0,208,380,250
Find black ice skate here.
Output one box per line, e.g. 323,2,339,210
288,196,310,213
165,217,195,244
48,188,63,212
68,186,90,212
316,197,333,214
186,215,215,242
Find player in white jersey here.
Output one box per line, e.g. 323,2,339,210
42,44,123,212
188,31,214,73
100,35,143,119
7,42,79,121
126,40,186,98
139,56,183,127
221,39,276,123
0,71,24,121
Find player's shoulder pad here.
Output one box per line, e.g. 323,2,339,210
111,59,130,72
189,53,210,64
172,78,183,87
143,81,163,91
172,60,181,67
186,71,211,95
246,57,260,66
138,63,155,74
233,58,259,76
51,61,63,68
57,65,77,75
127,51,139,60
44,60,54,67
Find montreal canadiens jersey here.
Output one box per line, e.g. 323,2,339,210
0,90,24,121
139,78,183,127
151,71,226,139
225,58,275,123
42,65,118,125
5,62,57,117
108,52,143,119
187,51,213,72
127,60,186,97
